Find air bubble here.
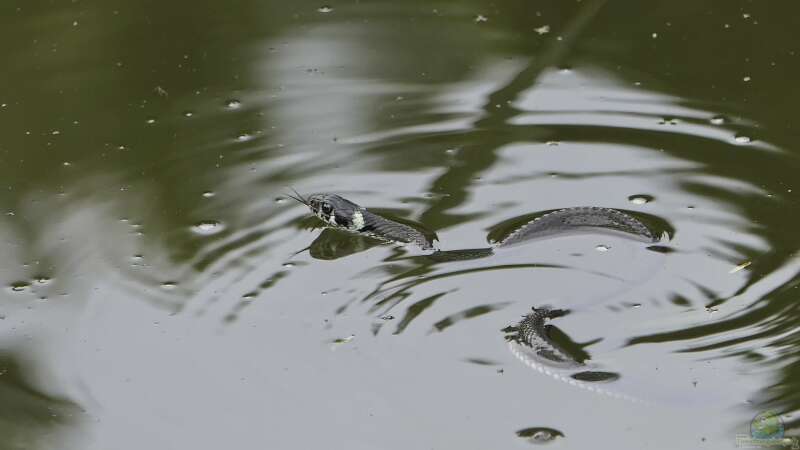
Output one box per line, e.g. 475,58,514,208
709,116,726,125
145,118,156,124
9,282,29,292
628,194,653,205
191,221,225,235
225,100,242,110
160,282,177,289
183,111,194,118
317,5,333,13
236,133,254,142
734,135,752,144
202,191,215,198
595,245,610,252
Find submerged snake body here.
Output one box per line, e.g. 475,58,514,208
295,192,659,402
498,206,656,247
505,307,644,404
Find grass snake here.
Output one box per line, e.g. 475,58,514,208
289,190,663,403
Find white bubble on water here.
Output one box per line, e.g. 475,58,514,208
191,221,225,235
628,195,653,205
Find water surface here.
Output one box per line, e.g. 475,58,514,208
2,1,799,449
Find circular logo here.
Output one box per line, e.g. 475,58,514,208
751,410,785,440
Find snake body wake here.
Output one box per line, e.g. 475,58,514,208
291,191,660,402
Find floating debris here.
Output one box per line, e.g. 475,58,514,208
734,135,752,144
317,5,333,13
534,25,550,35
224,99,242,110
729,261,752,274
516,427,564,445
474,14,488,23
331,334,355,350
595,245,610,252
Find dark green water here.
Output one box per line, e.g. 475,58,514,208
2,1,800,448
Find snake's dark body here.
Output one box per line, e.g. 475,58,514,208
294,192,660,402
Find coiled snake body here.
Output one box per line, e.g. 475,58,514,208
290,191,662,402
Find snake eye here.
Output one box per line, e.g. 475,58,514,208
321,202,333,215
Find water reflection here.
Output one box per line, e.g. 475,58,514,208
0,350,82,450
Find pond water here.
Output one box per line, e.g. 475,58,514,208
2,1,799,449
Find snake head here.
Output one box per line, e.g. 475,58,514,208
304,193,363,229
